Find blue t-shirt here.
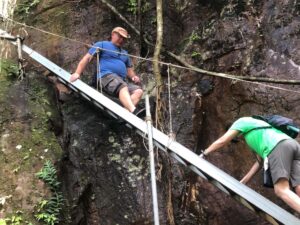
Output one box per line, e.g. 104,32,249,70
88,41,132,79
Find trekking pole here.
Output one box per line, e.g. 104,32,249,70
145,94,160,225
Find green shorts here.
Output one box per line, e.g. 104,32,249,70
99,74,141,96
268,139,300,187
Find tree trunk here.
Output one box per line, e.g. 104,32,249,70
154,0,163,129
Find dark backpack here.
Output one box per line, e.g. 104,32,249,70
251,115,299,138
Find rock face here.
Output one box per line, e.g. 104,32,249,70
2,0,300,224
59,97,159,224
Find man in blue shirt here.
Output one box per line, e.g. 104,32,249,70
70,27,143,115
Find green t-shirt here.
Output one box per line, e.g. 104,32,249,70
229,117,291,159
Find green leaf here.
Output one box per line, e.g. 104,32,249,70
0,219,7,225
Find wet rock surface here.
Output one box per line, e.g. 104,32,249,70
59,97,164,224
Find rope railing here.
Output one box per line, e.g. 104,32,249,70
1,15,300,95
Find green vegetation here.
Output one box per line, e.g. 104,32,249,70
22,76,62,160
15,0,41,19
0,71,63,223
127,0,151,15
191,51,201,58
36,161,61,191
5,214,22,225
5,75,63,174
127,0,138,14
0,59,15,125
35,161,64,225
189,31,201,42
0,211,34,225
0,59,19,79
174,0,189,12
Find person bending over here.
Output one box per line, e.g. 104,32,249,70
201,117,300,213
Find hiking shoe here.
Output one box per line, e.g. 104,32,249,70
133,107,146,118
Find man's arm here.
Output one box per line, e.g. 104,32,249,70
70,53,93,82
240,155,262,184
202,129,240,156
127,67,140,83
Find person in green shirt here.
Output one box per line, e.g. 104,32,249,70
201,117,300,213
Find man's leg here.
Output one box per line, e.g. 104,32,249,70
130,88,143,106
119,86,136,112
274,178,300,213
269,140,300,212
102,74,137,112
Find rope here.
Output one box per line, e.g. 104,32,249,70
167,64,174,137
2,16,300,95
96,48,102,93
142,131,150,152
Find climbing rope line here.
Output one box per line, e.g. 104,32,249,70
2,16,300,95
166,135,175,151
167,64,173,137
96,48,102,93
142,130,150,152
162,61,177,153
